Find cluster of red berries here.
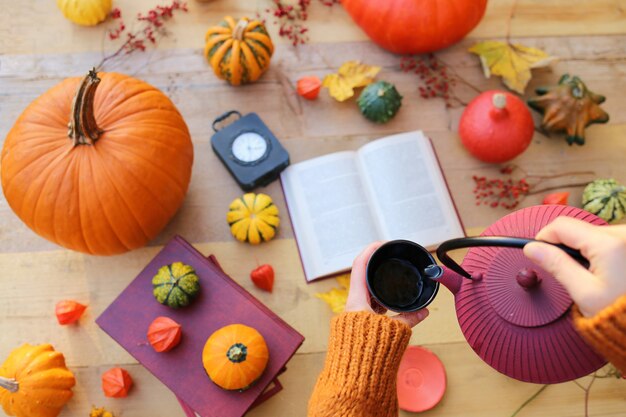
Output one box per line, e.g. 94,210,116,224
400,54,455,105
263,0,339,46
107,1,188,54
472,167,531,209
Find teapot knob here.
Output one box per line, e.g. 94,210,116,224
516,268,541,290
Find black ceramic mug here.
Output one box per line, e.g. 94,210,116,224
366,240,440,313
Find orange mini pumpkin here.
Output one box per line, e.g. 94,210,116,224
0,344,76,417
1,69,193,255
202,324,269,391
204,16,274,86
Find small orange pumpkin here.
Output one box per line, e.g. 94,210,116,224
0,344,76,417
204,16,274,86
202,324,269,391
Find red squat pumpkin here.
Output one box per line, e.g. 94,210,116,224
459,91,534,163
1,70,193,255
341,0,488,54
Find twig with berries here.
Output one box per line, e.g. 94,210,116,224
259,0,340,46
98,1,188,70
510,366,623,417
473,165,595,210
400,54,482,108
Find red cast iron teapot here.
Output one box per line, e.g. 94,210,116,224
367,205,607,384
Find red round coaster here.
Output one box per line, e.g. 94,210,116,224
397,346,446,412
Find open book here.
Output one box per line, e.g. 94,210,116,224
281,131,464,282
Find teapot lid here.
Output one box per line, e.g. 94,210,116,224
455,205,607,383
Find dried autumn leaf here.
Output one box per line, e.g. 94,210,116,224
315,273,351,313
90,406,115,417
322,61,381,102
469,41,557,94
336,273,350,290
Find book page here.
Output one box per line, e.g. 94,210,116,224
357,131,464,247
280,152,383,281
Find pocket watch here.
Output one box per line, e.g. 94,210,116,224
211,111,290,191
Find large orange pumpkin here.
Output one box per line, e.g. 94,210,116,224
341,0,488,54
1,70,193,255
0,344,76,417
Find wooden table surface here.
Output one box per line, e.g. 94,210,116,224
1,1,625,416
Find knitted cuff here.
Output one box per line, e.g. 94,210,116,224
573,295,626,374
320,312,411,399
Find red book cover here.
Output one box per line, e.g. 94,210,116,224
96,236,304,417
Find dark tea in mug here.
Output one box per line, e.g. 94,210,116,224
366,240,440,312
372,258,423,308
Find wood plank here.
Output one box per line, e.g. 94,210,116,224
56,342,626,417
0,237,475,367
1,38,625,252
2,1,626,56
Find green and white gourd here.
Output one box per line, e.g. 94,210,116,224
582,179,626,223
357,81,403,124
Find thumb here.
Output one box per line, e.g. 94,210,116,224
391,308,429,328
523,242,596,303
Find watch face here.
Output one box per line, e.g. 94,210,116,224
231,131,268,163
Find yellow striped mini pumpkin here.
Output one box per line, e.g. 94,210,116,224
227,193,279,244
204,16,274,86
57,0,112,26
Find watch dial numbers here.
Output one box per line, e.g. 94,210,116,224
232,132,268,163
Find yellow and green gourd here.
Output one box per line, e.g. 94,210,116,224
582,179,626,223
357,81,403,124
57,0,112,26
152,262,200,309
227,193,280,244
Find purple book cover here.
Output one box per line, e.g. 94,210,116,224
96,236,304,417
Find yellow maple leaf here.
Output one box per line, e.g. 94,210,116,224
322,61,381,102
469,41,557,94
90,407,115,417
315,273,351,313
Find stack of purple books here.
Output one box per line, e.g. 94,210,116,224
97,236,305,417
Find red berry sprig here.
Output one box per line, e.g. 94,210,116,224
260,0,340,46
400,54,454,103
472,165,595,210
473,172,530,209
99,1,188,69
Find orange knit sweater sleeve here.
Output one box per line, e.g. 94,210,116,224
307,311,412,417
573,294,626,374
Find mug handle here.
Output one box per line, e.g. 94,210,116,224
436,236,589,280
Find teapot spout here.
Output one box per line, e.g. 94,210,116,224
437,267,463,295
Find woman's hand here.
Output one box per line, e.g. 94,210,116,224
524,217,626,317
345,242,429,328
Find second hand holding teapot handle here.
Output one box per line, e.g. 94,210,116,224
435,236,589,280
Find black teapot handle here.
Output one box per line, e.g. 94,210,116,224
436,236,589,280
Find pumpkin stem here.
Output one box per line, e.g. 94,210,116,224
68,68,103,146
0,376,19,393
227,343,248,363
492,93,507,110
490,93,509,120
233,19,248,41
